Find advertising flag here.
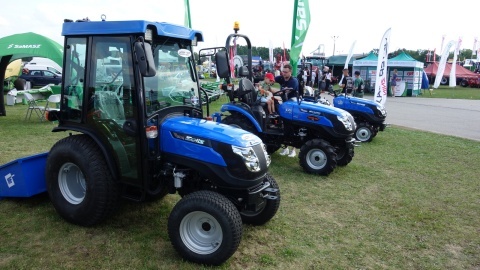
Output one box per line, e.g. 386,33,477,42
184,0,192,28
433,40,455,88
338,40,357,84
374,28,391,106
449,37,462,87
289,0,310,76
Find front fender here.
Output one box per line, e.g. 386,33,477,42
220,103,263,132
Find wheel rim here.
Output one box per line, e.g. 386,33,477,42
179,211,223,255
306,148,328,170
58,162,86,205
356,127,372,142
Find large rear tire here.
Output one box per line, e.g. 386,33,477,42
240,173,280,225
45,134,120,226
168,191,242,266
221,115,256,133
299,139,337,176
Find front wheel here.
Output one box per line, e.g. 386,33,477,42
355,122,374,142
240,173,280,225
299,139,337,176
335,143,355,166
168,191,242,266
45,134,120,226
440,77,448,85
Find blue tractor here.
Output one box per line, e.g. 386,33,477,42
332,94,387,142
204,29,356,176
40,18,280,265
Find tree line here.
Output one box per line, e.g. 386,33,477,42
197,45,477,64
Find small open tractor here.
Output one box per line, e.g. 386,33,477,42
203,25,357,176
332,93,387,142
0,17,281,266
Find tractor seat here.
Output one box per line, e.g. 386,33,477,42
237,66,258,105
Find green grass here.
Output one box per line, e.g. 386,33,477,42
417,85,480,99
1,96,480,269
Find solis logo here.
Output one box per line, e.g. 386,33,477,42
7,44,42,49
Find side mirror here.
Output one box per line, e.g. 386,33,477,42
215,51,230,79
134,40,156,77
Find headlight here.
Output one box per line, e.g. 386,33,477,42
262,143,271,167
232,145,261,172
337,113,354,131
377,105,387,117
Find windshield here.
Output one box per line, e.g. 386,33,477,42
144,41,198,115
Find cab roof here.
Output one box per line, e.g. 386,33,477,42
62,20,203,42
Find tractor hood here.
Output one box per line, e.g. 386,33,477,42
161,116,262,148
333,95,379,108
159,116,268,170
295,100,350,117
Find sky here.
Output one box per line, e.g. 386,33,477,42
0,0,478,59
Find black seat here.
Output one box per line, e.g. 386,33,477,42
238,78,258,104
236,66,258,105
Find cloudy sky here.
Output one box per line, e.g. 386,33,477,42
0,0,478,57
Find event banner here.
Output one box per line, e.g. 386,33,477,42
374,28,391,106
434,40,455,89
289,0,310,76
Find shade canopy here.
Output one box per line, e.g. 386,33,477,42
0,32,63,66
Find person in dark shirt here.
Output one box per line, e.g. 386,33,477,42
274,64,299,158
274,64,299,101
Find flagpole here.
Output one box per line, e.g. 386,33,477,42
184,0,191,28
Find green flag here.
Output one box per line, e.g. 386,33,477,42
289,0,310,76
184,0,192,28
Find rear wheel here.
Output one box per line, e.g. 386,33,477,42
221,115,256,133
168,191,242,266
45,134,120,226
299,139,337,176
355,122,374,142
460,79,469,87
240,173,280,225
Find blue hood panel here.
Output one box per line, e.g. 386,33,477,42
278,100,349,128
160,116,262,166
334,96,379,107
333,96,378,114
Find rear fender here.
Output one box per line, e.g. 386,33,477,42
220,103,262,132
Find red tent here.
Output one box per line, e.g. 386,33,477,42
424,62,480,79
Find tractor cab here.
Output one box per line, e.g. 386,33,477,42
48,19,205,193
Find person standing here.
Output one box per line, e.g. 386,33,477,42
275,64,299,157
311,68,316,88
324,67,332,93
353,71,364,97
339,68,354,95
390,69,398,97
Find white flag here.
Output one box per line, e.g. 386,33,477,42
338,40,357,84
374,28,391,106
449,37,462,87
434,40,455,89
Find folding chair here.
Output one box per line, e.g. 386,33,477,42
23,92,45,121
43,94,61,119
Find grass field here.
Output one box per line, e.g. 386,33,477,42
1,95,480,269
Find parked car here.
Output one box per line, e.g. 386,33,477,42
24,64,62,75
19,69,62,88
